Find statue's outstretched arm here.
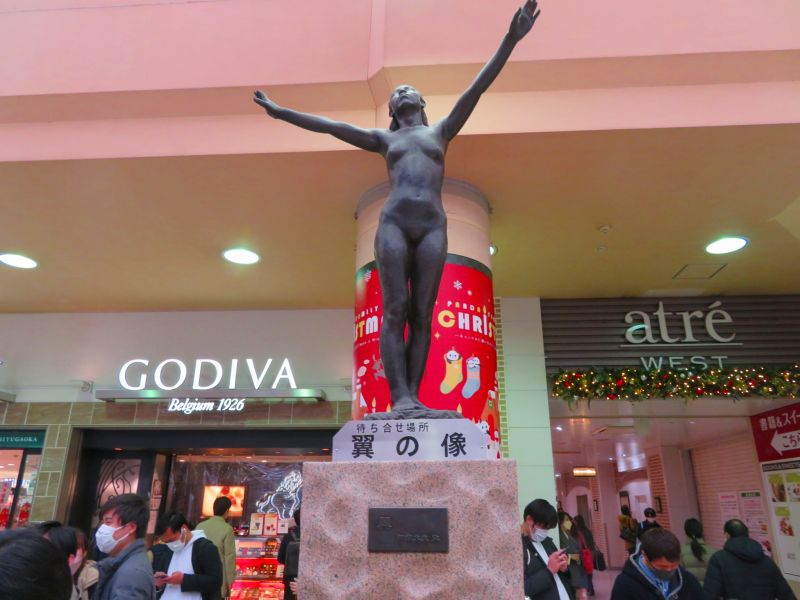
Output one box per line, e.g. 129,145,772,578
440,0,540,142
254,90,384,153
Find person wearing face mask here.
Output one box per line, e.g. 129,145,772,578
611,527,703,600
558,511,588,600
703,519,796,600
93,493,156,600
639,507,662,539
522,499,575,600
35,522,100,600
152,511,223,600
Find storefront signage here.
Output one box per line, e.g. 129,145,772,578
752,404,800,463
333,419,493,463
118,357,297,391
0,430,45,448
167,397,246,415
541,296,800,372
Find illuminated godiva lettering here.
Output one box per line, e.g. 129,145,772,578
119,359,149,390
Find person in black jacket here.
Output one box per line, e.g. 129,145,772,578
639,507,662,539
611,527,704,600
522,499,574,600
703,519,796,600
152,512,223,600
277,508,301,600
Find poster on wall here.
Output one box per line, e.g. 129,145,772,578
752,403,800,581
353,256,501,457
719,492,739,522
739,491,772,556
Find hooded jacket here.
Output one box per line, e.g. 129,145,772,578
151,530,223,600
95,539,156,600
703,536,796,600
610,549,703,600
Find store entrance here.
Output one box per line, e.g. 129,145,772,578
69,428,335,530
69,428,335,600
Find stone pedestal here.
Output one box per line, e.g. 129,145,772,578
297,459,523,600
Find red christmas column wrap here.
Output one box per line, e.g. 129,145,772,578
352,254,501,457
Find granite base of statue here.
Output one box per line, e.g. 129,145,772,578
296,418,523,599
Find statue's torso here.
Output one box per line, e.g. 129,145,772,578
379,125,447,241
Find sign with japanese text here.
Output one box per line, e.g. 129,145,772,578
751,403,800,463
761,460,800,580
332,419,493,463
352,255,501,458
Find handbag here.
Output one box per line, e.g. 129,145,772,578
593,548,607,571
581,547,594,574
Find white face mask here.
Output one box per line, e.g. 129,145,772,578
166,529,188,552
96,524,129,554
532,527,549,543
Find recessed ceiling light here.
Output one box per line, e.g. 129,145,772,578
489,244,498,256
554,426,563,432
555,473,561,478
608,457,614,461
705,237,747,255
0,253,37,269
223,248,260,265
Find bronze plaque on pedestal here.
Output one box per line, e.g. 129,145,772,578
368,508,449,553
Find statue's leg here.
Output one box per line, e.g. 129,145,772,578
374,221,413,409
407,227,447,405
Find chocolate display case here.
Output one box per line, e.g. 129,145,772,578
231,536,284,600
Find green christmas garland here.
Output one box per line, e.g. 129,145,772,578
550,364,800,406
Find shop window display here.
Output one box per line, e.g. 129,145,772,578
168,455,318,600
0,449,40,530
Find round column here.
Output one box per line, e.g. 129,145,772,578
352,179,500,456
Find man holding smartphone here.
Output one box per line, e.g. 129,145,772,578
523,499,575,600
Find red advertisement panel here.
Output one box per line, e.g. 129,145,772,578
751,403,800,463
353,256,501,456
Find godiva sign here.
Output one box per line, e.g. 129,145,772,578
0,430,45,449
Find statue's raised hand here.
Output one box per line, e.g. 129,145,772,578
508,0,540,42
253,90,281,118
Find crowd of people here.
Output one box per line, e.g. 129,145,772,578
0,491,796,599
523,499,797,600
0,493,302,600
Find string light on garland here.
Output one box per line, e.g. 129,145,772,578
550,364,800,406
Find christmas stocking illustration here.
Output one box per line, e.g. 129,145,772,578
462,356,481,399
440,349,463,394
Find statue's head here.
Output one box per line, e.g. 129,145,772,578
389,85,428,131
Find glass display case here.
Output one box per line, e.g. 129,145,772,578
231,536,284,600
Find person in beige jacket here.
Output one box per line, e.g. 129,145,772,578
196,497,236,599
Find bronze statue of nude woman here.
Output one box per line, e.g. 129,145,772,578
255,1,541,419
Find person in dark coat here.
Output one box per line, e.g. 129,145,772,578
278,508,301,600
611,527,704,600
703,519,796,600
94,494,156,600
639,507,663,539
522,499,574,600
152,512,222,600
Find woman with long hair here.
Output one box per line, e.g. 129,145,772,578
573,515,597,597
680,518,718,585
559,511,589,600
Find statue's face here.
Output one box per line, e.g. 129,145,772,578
389,85,424,116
